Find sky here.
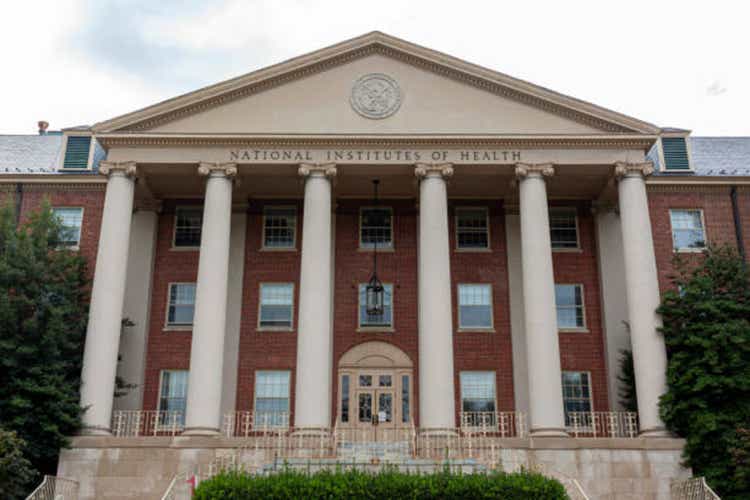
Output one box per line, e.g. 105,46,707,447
1,0,748,135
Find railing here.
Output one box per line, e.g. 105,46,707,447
112,410,184,437
222,411,291,437
671,477,721,500
529,463,590,500
459,411,527,437
566,411,639,438
26,475,79,500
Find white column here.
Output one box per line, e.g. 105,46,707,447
516,163,567,436
183,162,236,435
415,163,456,430
80,161,137,434
294,163,336,430
615,162,668,436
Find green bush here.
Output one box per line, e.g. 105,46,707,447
193,468,569,499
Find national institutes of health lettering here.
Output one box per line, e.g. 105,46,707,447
4,32,749,499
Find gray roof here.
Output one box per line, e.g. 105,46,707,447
0,134,104,174
650,137,750,176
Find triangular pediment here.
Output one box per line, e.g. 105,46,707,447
93,32,660,136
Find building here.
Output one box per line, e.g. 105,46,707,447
3,32,748,499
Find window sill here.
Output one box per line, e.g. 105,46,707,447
457,328,495,333
163,325,193,332
454,247,492,253
170,246,200,252
673,247,707,254
257,327,295,333
551,247,582,253
558,327,589,333
259,247,298,252
357,327,394,333
358,247,395,253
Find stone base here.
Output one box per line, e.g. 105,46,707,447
57,436,690,500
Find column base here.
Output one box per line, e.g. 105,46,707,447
529,428,569,437
639,427,670,438
79,426,112,436
182,427,221,437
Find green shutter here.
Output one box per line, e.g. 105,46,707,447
662,137,690,170
62,136,92,169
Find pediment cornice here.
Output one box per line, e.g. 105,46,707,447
93,32,661,135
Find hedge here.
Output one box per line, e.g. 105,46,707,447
193,468,569,499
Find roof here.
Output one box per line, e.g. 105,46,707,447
0,134,104,175
649,137,750,176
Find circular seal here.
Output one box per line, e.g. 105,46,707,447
350,73,402,119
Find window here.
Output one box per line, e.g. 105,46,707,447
358,283,393,328
562,371,592,426
341,374,350,423
549,209,578,249
259,283,294,329
456,208,489,249
173,207,202,247
254,371,290,427
52,207,83,247
158,370,188,426
263,207,297,249
458,284,493,329
460,372,496,426
401,375,410,424
62,136,92,169
167,283,196,326
670,209,706,251
555,284,585,329
360,207,393,248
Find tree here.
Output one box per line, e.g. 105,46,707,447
0,200,89,495
616,348,638,413
658,246,750,499
0,428,35,499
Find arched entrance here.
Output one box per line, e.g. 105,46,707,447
337,341,413,429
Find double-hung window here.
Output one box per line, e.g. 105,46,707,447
460,371,496,427
158,370,188,426
360,207,392,249
359,283,393,328
456,207,489,249
173,207,202,247
167,283,196,327
52,207,83,247
263,207,297,249
669,209,706,251
562,371,593,426
259,283,294,329
550,209,579,249
254,371,291,427
555,284,585,330
458,284,493,329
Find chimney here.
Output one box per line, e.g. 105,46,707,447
37,121,49,135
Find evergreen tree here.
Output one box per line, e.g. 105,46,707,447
616,348,638,413
0,200,89,495
658,246,750,499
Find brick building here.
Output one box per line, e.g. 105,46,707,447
3,32,747,498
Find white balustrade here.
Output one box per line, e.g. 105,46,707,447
111,410,184,437
566,411,639,438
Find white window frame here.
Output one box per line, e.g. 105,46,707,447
261,205,297,250
561,370,594,427
455,206,490,251
52,206,84,249
549,208,581,251
257,282,295,331
459,371,497,420
253,370,291,428
156,369,188,428
359,206,394,250
555,283,587,331
669,209,707,253
164,282,196,330
457,283,494,331
357,282,394,331
172,206,203,250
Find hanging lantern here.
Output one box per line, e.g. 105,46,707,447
366,179,385,315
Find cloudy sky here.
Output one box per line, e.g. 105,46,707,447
2,1,748,135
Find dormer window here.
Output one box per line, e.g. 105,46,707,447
660,135,692,172
61,135,93,170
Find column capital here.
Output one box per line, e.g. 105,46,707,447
298,163,337,178
515,163,554,179
99,161,137,178
614,161,654,179
414,162,453,179
198,162,237,178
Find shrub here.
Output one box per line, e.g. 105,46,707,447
193,468,569,499
0,428,36,500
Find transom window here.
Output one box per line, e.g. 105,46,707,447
167,283,196,326
458,284,493,329
456,207,489,249
555,284,585,329
158,370,188,426
174,207,203,247
358,283,393,328
460,371,496,426
669,209,706,251
550,209,579,249
360,207,393,249
52,207,83,247
254,371,290,427
562,371,592,426
259,283,294,329
263,206,297,249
